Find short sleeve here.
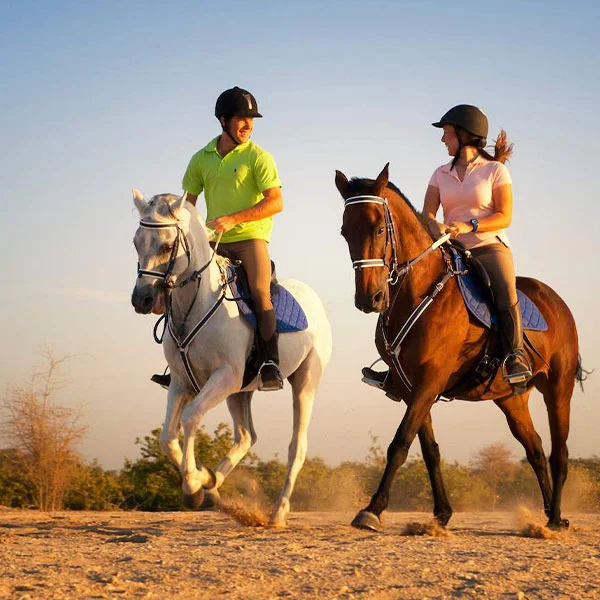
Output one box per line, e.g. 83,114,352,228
182,152,204,196
253,151,281,192
492,162,512,188
428,166,441,188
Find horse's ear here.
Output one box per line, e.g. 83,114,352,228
132,188,147,215
171,192,187,213
335,170,350,199
373,163,389,196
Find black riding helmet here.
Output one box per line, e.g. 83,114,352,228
432,104,488,140
215,86,263,120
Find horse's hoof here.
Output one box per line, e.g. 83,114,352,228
547,518,570,530
199,489,222,512
351,510,381,532
182,488,205,510
434,509,453,527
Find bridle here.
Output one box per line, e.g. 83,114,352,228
137,219,220,289
343,195,401,284
343,194,451,285
137,220,193,289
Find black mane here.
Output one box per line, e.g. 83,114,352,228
347,177,432,239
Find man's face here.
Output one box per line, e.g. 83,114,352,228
225,116,254,143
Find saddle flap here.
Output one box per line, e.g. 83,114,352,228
226,264,308,333
449,248,548,332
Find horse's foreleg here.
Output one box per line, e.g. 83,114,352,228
212,392,256,488
270,353,320,527
495,392,553,519
352,383,439,531
417,413,453,526
158,386,190,468
180,366,239,506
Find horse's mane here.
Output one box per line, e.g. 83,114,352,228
348,178,433,240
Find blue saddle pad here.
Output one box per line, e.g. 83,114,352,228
451,251,548,331
226,265,308,333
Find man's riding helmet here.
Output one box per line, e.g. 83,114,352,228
215,86,263,120
432,104,488,140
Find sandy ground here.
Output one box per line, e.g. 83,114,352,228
1,509,599,599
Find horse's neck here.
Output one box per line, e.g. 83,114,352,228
388,193,445,298
170,214,225,319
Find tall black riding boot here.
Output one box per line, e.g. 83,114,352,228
258,332,284,391
499,301,532,394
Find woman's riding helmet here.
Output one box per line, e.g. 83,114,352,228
432,104,488,139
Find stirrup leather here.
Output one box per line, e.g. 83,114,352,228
258,360,284,391
501,350,532,384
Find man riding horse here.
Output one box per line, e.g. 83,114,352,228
152,86,284,391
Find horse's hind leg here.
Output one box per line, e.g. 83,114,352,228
537,366,573,529
270,349,321,527
418,413,453,526
494,392,553,518
201,392,257,509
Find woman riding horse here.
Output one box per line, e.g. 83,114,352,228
364,104,531,394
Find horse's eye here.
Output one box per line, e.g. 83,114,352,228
161,244,173,254
377,227,385,236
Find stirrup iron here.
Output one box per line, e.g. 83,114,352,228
258,360,284,391
501,350,532,384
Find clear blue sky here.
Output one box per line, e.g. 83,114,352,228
1,1,599,469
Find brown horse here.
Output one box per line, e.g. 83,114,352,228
335,163,586,531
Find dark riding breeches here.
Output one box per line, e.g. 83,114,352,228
218,238,277,341
470,242,518,311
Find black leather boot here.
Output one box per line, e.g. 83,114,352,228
361,366,402,402
499,302,532,394
361,366,388,389
258,332,284,391
151,370,171,389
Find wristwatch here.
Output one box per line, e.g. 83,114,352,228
469,218,479,232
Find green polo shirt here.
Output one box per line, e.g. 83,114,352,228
182,137,282,243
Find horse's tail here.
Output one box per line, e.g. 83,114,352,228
575,354,592,392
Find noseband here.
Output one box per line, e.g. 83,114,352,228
137,220,192,288
343,195,400,284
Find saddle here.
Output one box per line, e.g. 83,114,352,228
220,255,308,388
440,242,547,399
447,242,547,332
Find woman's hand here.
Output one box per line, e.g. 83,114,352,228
206,214,237,233
446,221,472,237
427,218,447,240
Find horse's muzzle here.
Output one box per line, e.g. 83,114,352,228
131,286,154,314
355,290,388,313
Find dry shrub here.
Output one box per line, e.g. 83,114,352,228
402,521,450,537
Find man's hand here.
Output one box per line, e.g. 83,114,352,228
206,214,238,233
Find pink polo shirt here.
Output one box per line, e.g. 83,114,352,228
428,156,512,249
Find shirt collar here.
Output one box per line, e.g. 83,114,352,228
204,136,251,154
440,154,486,172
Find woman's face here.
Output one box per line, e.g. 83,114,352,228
441,124,459,156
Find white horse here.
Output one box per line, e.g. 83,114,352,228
131,190,332,526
